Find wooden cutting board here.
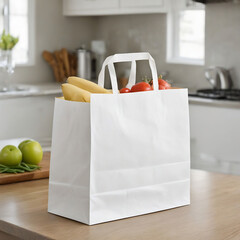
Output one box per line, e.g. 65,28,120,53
0,152,50,185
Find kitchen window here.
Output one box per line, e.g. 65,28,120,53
0,0,35,65
167,0,205,65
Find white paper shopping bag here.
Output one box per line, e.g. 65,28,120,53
48,52,190,225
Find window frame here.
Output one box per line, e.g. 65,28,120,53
2,0,35,66
166,0,205,66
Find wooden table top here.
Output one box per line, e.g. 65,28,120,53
1,161,240,240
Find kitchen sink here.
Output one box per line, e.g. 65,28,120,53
0,85,29,92
0,84,38,95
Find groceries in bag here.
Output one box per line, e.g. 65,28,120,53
62,84,91,102
61,76,172,102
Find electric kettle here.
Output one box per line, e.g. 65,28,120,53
205,66,232,89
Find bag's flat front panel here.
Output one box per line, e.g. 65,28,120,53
91,90,189,172
90,89,190,191
48,99,91,224
90,89,190,224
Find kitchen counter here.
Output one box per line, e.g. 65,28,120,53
1,155,240,239
189,95,240,108
180,85,240,108
0,82,62,100
2,83,240,109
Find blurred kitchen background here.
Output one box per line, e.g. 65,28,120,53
0,0,240,175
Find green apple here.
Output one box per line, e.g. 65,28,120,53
21,141,43,165
18,139,33,152
0,145,22,166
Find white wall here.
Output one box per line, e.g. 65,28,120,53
3,1,240,89
94,3,240,89
94,14,206,89
205,3,240,88
8,0,96,84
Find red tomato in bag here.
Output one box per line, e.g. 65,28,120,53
150,78,171,90
158,78,171,89
131,82,152,92
120,88,131,93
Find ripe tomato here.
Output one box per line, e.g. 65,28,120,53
120,88,131,93
131,82,152,92
150,78,171,90
158,78,171,89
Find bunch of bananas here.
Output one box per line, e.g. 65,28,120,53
61,77,112,102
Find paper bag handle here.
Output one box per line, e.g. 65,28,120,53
98,52,159,94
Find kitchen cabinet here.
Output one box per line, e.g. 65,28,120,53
189,101,240,175
63,0,167,16
63,0,119,14
0,83,62,150
120,0,164,8
0,96,56,149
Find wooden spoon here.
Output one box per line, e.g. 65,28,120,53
54,51,66,82
61,48,70,77
42,51,61,82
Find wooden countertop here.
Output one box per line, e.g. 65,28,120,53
1,160,240,240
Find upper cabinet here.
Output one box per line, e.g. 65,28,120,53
120,0,164,8
63,0,167,16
